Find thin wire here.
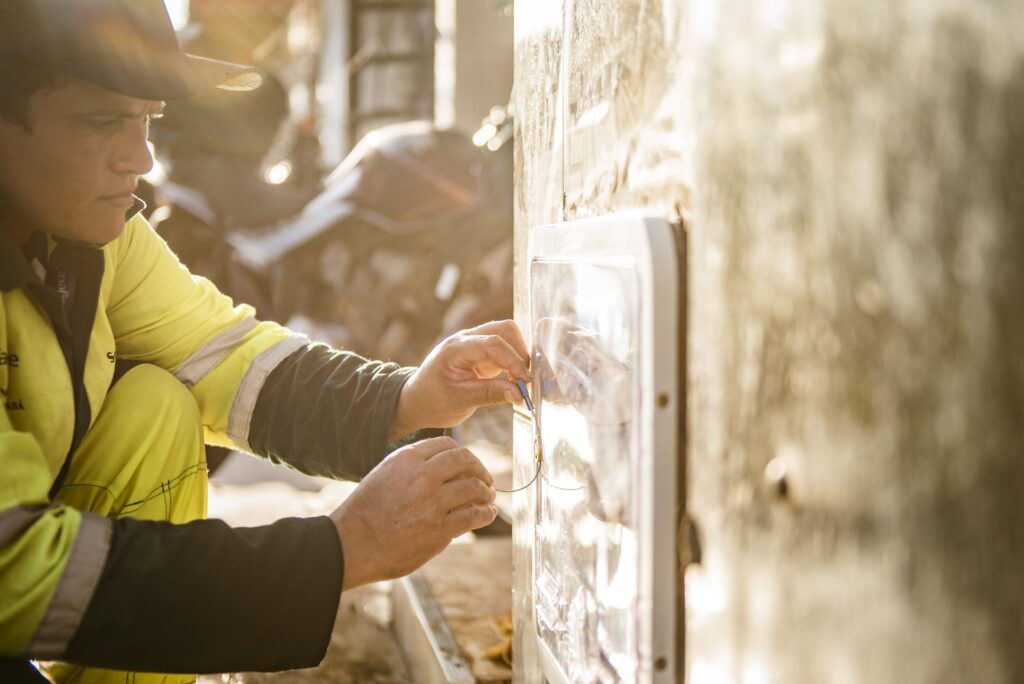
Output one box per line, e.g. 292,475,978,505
495,434,586,493
494,380,586,493
540,470,586,492
495,379,543,493
495,457,542,493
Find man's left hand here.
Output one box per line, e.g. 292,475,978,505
389,320,529,440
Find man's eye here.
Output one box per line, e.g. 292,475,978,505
88,118,120,131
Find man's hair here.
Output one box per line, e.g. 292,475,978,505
0,60,66,128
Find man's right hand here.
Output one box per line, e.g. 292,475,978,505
329,436,498,590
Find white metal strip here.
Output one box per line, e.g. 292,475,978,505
392,573,476,684
173,317,261,388
227,334,309,452
26,513,112,658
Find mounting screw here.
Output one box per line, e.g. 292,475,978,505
763,458,789,500
656,393,670,408
655,656,668,671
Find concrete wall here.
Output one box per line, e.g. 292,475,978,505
512,0,1024,681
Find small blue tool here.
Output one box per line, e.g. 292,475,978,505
515,378,535,413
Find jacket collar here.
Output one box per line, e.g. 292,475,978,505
0,196,146,293
0,226,39,293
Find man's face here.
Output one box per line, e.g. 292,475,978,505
0,77,161,244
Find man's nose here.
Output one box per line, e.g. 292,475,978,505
112,123,154,176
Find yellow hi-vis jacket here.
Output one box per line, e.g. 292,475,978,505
0,212,413,672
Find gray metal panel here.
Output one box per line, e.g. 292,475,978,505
526,215,681,683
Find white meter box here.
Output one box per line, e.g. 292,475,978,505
523,214,681,683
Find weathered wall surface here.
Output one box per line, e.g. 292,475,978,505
686,1,1024,682
514,0,1024,682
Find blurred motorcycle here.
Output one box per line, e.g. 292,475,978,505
231,117,513,364
150,90,514,366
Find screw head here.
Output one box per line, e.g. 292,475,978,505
763,457,790,500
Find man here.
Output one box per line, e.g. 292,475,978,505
0,1,528,682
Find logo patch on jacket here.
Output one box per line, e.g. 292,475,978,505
1,387,25,411
1,352,26,409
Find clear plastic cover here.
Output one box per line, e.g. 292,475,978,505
531,256,640,683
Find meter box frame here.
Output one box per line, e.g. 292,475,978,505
522,214,682,683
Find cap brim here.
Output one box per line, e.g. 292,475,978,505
67,51,262,101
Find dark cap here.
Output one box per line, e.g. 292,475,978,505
0,0,262,100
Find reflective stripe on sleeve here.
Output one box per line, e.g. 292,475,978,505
0,503,59,549
26,512,112,659
227,334,309,452
173,317,261,388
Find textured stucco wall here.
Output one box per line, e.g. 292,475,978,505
686,1,1024,682
514,1,1024,682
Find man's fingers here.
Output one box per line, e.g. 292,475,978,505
438,478,495,511
401,435,461,460
454,334,528,380
427,446,494,486
444,504,499,537
463,320,529,361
